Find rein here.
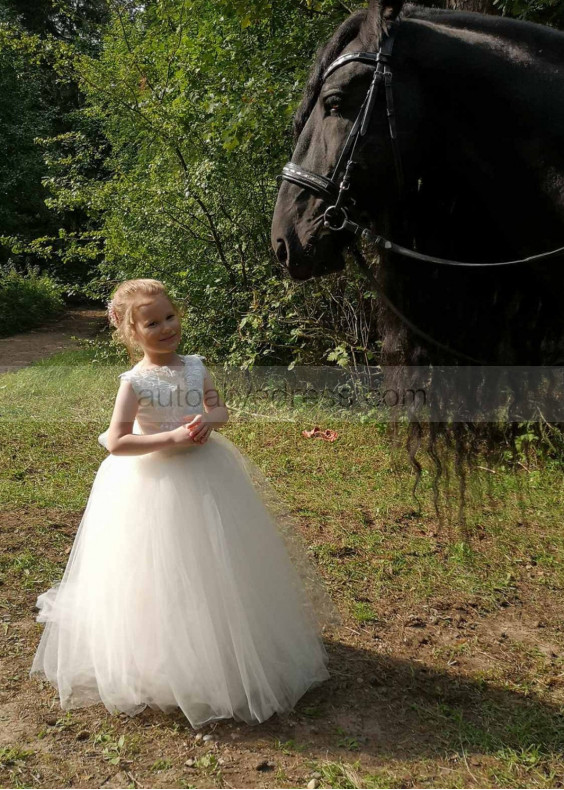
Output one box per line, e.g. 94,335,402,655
350,245,489,364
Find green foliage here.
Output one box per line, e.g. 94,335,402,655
2,0,110,48
1,0,561,362
73,335,130,366
0,5,59,264
76,1,340,362
0,263,65,336
24,0,387,365
0,0,109,284
493,0,564,27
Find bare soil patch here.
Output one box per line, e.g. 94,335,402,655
2,507,563,789
0,304,107,374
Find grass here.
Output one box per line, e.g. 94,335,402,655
2,348,564,788
4,389,564,611
3,351,564,621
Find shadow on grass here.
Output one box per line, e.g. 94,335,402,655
229,638,564,763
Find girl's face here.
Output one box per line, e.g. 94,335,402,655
131,293,181,355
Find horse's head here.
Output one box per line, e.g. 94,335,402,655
271,0,424,280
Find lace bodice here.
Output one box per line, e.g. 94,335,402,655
98,354,206,450
120,353,206,434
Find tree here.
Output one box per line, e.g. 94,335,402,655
2,0,559,362
0,0,110,287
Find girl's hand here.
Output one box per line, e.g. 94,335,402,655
182,414,212,444
169,425,197,446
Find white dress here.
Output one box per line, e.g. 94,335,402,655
29,354,338,728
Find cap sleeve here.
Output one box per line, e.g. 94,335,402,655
117,370,142,395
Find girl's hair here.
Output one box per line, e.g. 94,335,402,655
107,279,184,362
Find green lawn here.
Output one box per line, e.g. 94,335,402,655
1,350,563,788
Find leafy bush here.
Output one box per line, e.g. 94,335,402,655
23,0,384,367
0,264,65,336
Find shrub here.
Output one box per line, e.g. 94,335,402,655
0,263,65,336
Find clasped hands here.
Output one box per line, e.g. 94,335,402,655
182,413,212,445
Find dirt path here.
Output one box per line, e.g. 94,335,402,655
0,304,108,374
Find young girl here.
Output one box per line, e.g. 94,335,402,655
29,278,339,728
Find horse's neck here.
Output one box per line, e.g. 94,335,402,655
400,15,564,253
405,16,564,135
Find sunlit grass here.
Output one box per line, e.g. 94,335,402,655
3,348,564,788
2,348,564,609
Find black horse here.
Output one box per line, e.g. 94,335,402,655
271,0,564,368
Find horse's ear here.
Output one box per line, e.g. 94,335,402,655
367,0,405,25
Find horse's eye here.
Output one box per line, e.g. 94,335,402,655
324,95,342,117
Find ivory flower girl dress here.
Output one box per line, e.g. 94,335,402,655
29,354,338,728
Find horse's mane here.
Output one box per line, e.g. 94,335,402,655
293,2,564,141
407,2,564,52
293,9,368,140
287,3,564,518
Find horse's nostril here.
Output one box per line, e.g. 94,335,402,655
276,240,288,264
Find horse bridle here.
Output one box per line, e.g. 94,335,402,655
279,21,564,271
281,22,403,234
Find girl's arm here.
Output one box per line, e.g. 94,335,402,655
185,367,229,442
106,381,188,456
202,367,229,429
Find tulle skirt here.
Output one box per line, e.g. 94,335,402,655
29,431,339,728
